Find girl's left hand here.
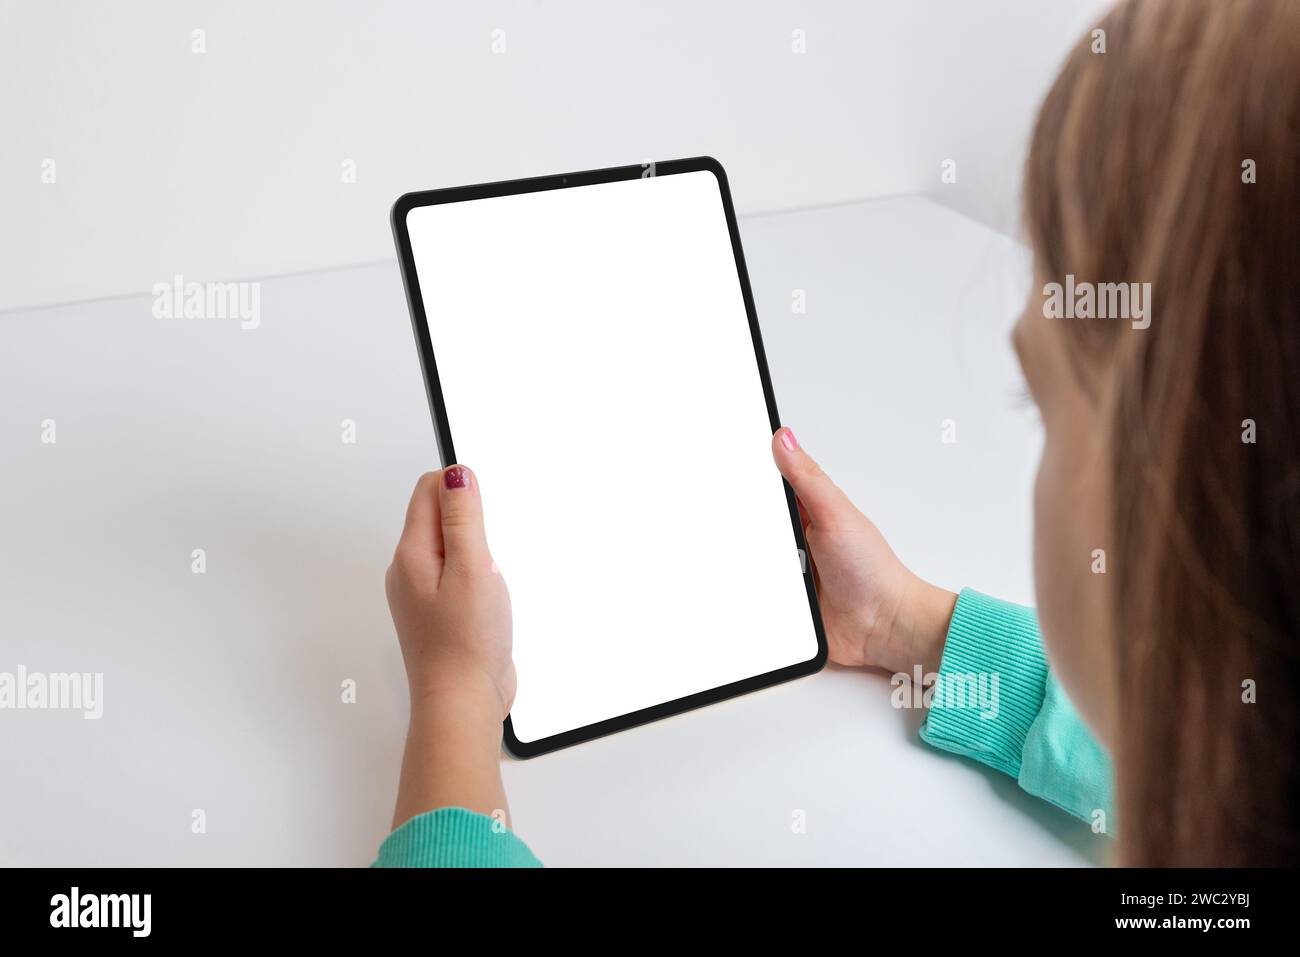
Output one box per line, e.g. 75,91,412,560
386,465,515,720
384,465,516,829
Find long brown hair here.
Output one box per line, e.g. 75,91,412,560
1025,0,1300,865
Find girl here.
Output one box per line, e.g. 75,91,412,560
375,0,1299,867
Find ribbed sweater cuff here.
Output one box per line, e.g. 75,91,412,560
373,807,543,868
919,588,1048,778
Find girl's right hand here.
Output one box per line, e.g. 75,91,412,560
771,428,956,678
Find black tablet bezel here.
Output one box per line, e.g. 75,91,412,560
390,156,828,758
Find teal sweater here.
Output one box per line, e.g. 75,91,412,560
373,588,1113,867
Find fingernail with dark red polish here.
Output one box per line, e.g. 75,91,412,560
444,466,468,490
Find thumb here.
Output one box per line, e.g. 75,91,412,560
437,464,490,569
771,427,852,527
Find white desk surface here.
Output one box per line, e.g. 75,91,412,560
0,194,1104,866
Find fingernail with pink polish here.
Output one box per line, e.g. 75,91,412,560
780,428,798,451
444,466,468,490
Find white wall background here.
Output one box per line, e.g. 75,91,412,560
1,0,1108,312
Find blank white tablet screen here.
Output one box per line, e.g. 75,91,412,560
404,169,820,746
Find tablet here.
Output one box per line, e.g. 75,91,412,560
391,157,827,757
